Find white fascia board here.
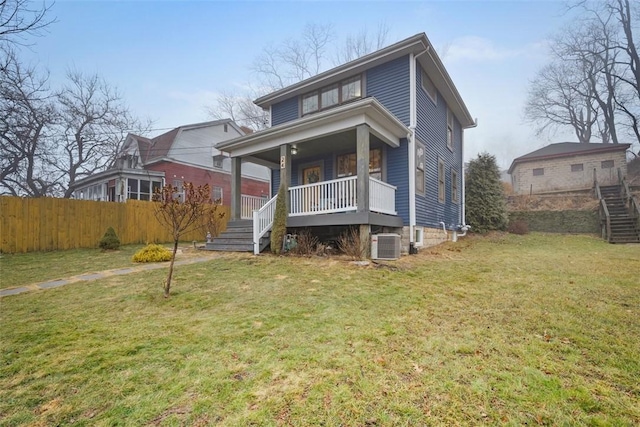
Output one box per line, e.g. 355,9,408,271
218,98,407,157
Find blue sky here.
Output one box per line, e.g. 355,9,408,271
19,0,579,170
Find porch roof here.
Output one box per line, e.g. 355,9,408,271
215,98,410,160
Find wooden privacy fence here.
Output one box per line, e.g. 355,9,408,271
0,196,229,253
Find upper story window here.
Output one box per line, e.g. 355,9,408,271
421,69,437,104
302,75,362,116
447,108,454,151
571,163,583,172
302,92,319,115
533,168,544,176
321,85,339,108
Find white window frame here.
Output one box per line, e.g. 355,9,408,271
421,69,437,105
212,186,223,203
438,158,445,203
447,108,454,151
451,168,459,204
414,226,424,247
416,142,425,196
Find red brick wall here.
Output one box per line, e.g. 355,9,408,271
146,162,270,205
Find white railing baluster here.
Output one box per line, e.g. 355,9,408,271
369,177,396,215
253,195,277,254
241,194,268,220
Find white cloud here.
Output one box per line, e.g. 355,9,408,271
442,36,547,63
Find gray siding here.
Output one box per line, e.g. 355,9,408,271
271,169,280,195
415,63,463,228
272,98,299,126
366,55,411,126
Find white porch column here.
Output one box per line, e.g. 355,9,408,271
356,124,370,214
230,157,242,220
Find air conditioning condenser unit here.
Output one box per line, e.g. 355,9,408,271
371,234,400,260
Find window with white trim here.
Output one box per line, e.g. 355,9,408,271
414,227,424,247
416,142,425,195
212,186,223,203
447,108,454,151
421,69,437,104
451,168,459,203
438,158,445,203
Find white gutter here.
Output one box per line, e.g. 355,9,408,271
408,48,429,252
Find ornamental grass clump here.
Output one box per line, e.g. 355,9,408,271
132,244,172,263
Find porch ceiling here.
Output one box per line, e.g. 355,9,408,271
216,98,409,162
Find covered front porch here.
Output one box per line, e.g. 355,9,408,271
215,98,408,254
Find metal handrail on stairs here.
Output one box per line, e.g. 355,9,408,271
618,168,640,231
594,168,612,242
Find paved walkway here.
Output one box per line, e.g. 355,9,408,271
0,255,221,298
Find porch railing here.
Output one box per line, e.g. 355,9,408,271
289,176,357,216
241,194,268,220
252,195,277,254
618,168,640,231
594,168,611,242
369,177,397,215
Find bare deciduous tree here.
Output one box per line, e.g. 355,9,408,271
0,0,55,47
208,22,390,132
207,89,269,131
152,182,212,297
333,22,390,65
526,0,639,150
55,70,151,198
0,47,57,196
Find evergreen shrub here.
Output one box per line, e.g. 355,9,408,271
99,226,120,250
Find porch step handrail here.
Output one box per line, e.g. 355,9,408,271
369,177,397,215
594,168,611,242
618,168,640,229
289,176,357,216
241,194,267,220
252,195,277,254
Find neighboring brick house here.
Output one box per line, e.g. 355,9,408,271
508,142,631,195
217,33,476,254
73,120,270,204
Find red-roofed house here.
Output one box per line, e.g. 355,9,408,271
508,142,631,195
73,120,271,209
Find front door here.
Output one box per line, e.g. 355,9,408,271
302,165,322,211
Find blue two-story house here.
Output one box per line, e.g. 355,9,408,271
215,33,476,256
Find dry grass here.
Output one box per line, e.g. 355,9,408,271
507,194,599,211
1,233,639,426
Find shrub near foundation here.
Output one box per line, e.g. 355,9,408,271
132,244,172,263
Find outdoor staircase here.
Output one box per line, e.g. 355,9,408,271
205,219,271,252
599,185,640,244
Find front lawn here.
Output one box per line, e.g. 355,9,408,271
1,234,638,425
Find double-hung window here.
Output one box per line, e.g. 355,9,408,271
416,143,425,195
438,159,445,203
302,75,362,115
447,109,454,151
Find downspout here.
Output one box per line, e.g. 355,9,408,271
455,118,478,241
409,47,429,254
